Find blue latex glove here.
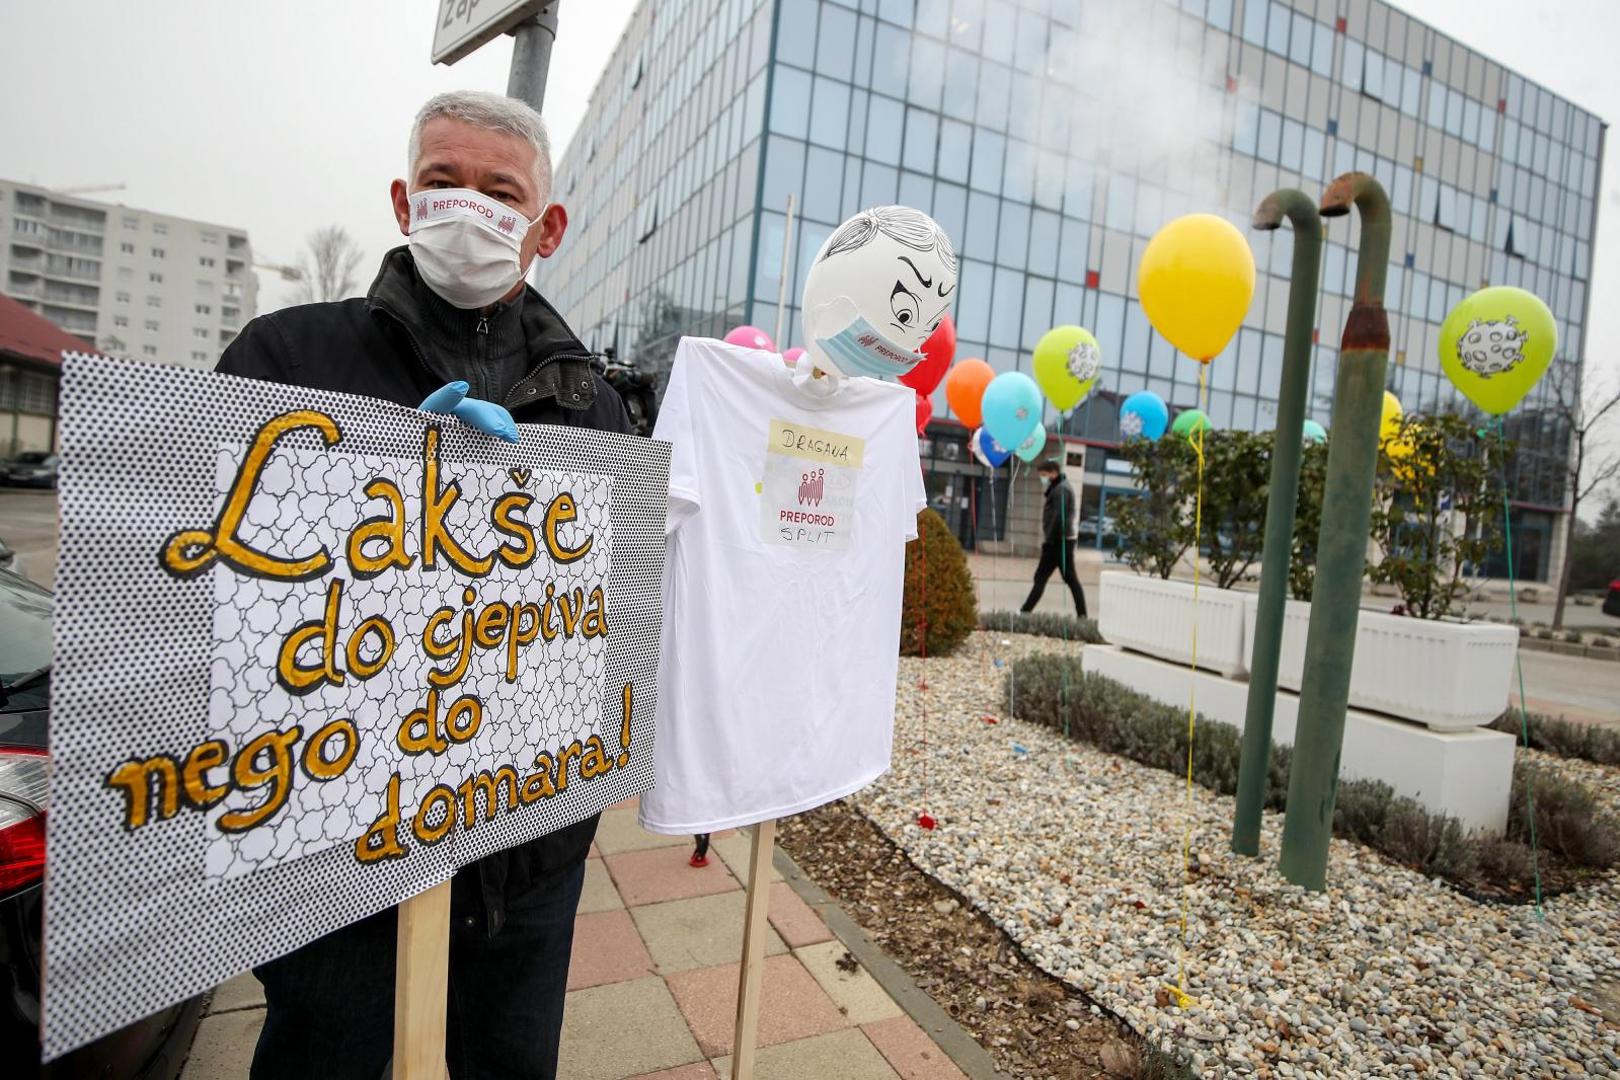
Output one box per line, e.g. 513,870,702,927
418,381,519,443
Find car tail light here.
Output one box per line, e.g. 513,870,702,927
0,747,48,898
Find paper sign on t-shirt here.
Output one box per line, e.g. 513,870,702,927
641,338,926,835
762,419,864,550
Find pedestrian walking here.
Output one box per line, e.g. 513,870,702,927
1020,458,1087,618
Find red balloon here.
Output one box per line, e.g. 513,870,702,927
914,392,933,435
900,314,957,396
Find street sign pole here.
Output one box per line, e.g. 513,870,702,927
506,3,560,115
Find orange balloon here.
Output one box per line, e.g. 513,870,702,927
945,357,994,428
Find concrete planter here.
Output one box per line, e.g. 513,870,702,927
1098,572,1250,677
1083,646,1514,834
1243,597,1519,731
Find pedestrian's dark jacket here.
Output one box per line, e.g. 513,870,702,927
1041,474,1077,545
217,246,631,937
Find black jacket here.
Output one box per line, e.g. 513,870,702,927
1041,475,1077,546
217,248,631,937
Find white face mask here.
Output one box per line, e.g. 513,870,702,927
407,187,535,309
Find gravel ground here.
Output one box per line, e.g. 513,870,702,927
846,632,1620,1079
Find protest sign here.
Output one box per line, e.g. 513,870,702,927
41,354,669,1059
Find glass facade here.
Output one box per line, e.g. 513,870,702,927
544,0,1603,580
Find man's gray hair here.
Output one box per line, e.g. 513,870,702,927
408,90,553,201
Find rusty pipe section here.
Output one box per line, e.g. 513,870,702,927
1320,171,1392,348
1232,189,1322,858
1278,173,1392,891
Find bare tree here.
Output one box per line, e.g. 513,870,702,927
293,225,364,304
1547,360,1620,628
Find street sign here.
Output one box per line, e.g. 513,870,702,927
431,0,544,66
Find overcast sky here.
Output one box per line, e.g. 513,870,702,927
3,0,1616,409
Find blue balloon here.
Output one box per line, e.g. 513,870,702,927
972,427,1012,468
980,371,1043,451
1301,419,1327,443
1118,390,1169,441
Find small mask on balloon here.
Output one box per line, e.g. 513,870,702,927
803,206,957,380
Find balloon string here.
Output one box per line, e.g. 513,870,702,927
919,503,930,825
1059,449,1071,738
1495,414,1544,919
1172,363,1210,1007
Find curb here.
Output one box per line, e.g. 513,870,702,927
773,846,1007,1080
1518,636,1620,662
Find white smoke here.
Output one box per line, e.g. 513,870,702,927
1051,0,1251,209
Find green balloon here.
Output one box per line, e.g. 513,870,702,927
1301,419,1327,443
1170,408,1211,440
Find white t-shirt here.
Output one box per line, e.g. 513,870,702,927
639,338,926,835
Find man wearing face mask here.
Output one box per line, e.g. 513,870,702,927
1021,458,1087,619
217,90,630,1080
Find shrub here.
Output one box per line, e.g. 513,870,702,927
1489,710,1620,768
900,508,977,657
1005,654,1620,894
1368,413,1511,620
1375,801,1480,881
1510,764,1620,869
1199,430,1274,590
978,610,1104,644
1563,630,1585,644
1289,439,1329,602
1114,436,1197,579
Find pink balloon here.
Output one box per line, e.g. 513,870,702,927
724,325,775,351
782,346,806,368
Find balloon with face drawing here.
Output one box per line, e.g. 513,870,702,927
802,206,958,380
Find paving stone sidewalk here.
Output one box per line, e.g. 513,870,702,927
180,799,982,1080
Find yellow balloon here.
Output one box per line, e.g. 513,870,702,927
1379,391,1403,446
1138,213,1256,362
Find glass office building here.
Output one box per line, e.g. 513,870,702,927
543,0,1603,581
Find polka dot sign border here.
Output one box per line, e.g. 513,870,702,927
41,354,670,1060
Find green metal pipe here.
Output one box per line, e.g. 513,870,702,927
1277,173,1391,891
1231,190,1322,857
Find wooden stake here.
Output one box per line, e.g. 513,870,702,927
393,879,452,1080
730,819,776,1080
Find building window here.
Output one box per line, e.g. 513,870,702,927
222,305,240,321
152,222,168,235
193,327,210,340
117,266,133,280
120,241,135,254
122,216,138,230
191,350,209,362
198,255,216,268
113,315,129,328
143,344,158,356
195,303,211,315
146,295,161,308
200,232,219,245
149,271,163,283
144,319,160,331
13,217,43,236
115,290,130,303
151,247,165,259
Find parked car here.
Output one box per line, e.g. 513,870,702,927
0,452,58,489
0,572,203,1078
1604,578,1620,619
0,538,20,580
